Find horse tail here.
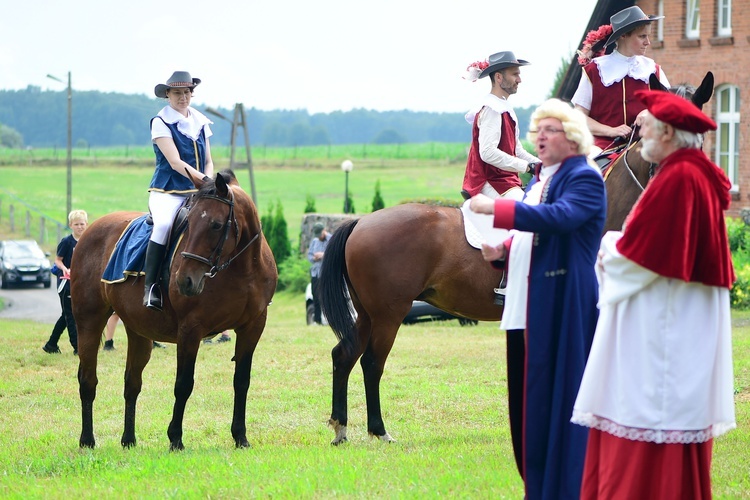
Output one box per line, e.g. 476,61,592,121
319,218,359,355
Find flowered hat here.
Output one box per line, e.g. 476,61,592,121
154,71,201,98
605,6,663,47
478,51,529,79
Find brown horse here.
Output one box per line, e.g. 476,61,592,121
72,170,277,451
319,204,504,444
603,71,715,231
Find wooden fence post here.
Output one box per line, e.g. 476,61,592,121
25,211,31,237
40,217,46,244
9,204,14,233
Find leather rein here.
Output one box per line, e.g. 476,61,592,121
180,188,260,278
621,125,656,192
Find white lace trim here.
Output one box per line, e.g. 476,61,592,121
571,410,736,444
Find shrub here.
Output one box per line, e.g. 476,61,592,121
304,194,317,214
261,199,291,265
276,252,310,293
728,217,750,309
371,180,385,212
727,217,748,252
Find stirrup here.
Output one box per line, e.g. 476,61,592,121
494,287,506,306
144,284,163,312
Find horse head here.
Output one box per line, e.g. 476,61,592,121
174,169,256,297
649,71,714,109
604,71,715,232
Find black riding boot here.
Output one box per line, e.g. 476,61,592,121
143,241,167,311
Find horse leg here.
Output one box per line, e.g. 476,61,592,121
77,310,110,448
329,312,374,445
329,340,360,445
121,331,153,448
230,313,266,448
360,320,400,442
167,337,201,451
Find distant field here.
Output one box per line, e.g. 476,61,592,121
0,155,471,251
0,142,469,167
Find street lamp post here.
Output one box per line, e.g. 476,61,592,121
47,72,72,217
341,160,353,214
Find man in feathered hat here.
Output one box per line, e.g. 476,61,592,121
572,90,736,498
462,50,540,202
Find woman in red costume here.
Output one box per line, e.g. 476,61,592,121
572,6,670,151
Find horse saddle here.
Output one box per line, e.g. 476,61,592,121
593,143,628,178
101,205,189,285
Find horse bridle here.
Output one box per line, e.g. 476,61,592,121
180,187,260,278
621,125,656,192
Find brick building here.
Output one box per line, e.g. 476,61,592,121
558,0,747,216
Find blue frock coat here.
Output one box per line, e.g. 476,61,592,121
493,154,606,499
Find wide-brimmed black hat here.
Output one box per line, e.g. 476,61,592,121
605,6,663,47
154,71,201,98
479,51,530,79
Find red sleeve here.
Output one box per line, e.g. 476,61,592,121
493,198,516,229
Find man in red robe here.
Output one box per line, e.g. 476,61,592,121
572,90,736,499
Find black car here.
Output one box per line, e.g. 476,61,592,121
305,283,476,326
0,240,52,289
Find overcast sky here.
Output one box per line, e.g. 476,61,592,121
2,0,598,114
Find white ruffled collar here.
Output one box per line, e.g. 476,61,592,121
157,105,212,140
594,50,656,87
465,93,518,125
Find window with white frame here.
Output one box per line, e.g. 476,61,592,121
657,0,664,41
686,0,700,39
714,85,740,189
717,0,732,36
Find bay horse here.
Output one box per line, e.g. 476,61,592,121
603,71,714,231
71,170,277,451
319,72,716,446
319,204,503,444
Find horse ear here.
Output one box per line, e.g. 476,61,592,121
649,73,668,92
215,171,229,197
691,71,714,110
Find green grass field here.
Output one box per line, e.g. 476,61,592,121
0,160,467,252
0,156,748,498
0,293,748,498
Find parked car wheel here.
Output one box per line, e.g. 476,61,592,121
458,318,479,327
306,302,315,325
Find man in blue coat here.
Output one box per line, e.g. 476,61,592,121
471,98,606,499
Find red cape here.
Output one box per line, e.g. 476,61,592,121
616,148,735,289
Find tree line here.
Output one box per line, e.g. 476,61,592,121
0,86,534,149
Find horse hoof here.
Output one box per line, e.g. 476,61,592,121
377,432,396,443
235,438,251,449
331,436,348,446
79,438,95,449
121,440,136,449
329,420,348,445
169,441,185,452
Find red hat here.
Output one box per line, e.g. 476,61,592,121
635,90,716,133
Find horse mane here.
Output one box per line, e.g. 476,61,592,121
196,169,238,198
671,83,696,100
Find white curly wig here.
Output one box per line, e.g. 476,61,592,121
528,99,593,156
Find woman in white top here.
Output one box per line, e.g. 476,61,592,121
143,71,214,311
571,6,670,150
